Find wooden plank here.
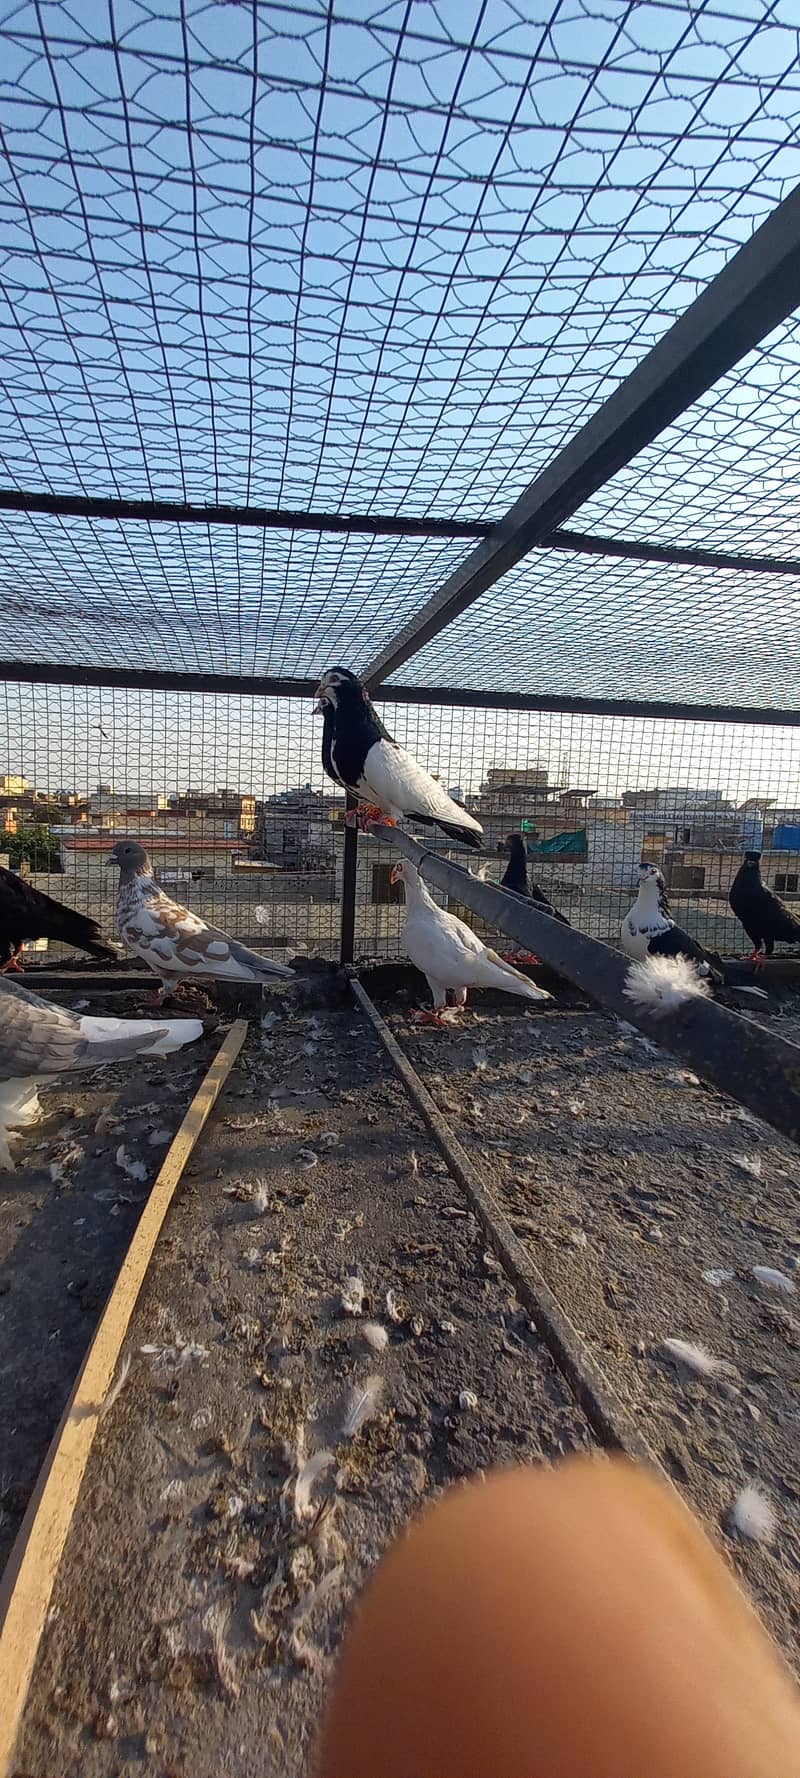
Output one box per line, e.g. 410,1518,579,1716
0,1018,248,1778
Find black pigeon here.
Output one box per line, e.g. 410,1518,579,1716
501,833,570,924
314,667,482,848
729,852,800,959
0,864,119,974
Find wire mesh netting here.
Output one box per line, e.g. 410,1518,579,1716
0,0,797,517
388,546,800,708
0,1,800,703
0,517,472,675
4,681,800,968
573,312,800,559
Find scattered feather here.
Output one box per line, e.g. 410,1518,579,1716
751,1265,795,1294
204,1604,239,1699
458,1389,478,1411
362,1321,388,1353
385,1288,402,1323
297,1147,319,1170
472,1046,489,1072
317,1130,339,1149
734,1153,763,1180
567,1099,586,1116
702,1268,734,1287
290,1562,345,1630
191,1406,212,1431
94,1108,124,1136
100,1351,131,1418
342,1375,383,1438
727,1485,776,1544
340,1275,366,1316
303,1042,318,1057
115,1145,148,1184
294,1449,336,1522
407,1149,419,1175
140,1341,209,1368
623,954,711,1017
260,1009,279,1031
439,1319,456,1335
660,1338,726,1378
148,1128,172,1147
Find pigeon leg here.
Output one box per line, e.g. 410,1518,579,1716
0,943,24,975
411,1008,448,1029
358,803,395,830
499,949,540,966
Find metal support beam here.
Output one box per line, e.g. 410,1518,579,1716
2,489,799,581
339,799,359,967
0,488,489,542
2,659,800,725
372,823,800,1150
361,180,800,687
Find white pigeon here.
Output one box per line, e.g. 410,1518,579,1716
0,975,203,1170
390,858,552,1024
109,841,295,1002
315,667,483,847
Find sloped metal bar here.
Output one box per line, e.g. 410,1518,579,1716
361,181,800,687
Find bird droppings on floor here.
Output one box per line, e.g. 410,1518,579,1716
0,992,220,1577
14,997,594,1778
391,997,800,1667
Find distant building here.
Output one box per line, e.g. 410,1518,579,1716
0,774,27,795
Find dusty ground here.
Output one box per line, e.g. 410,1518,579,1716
392,995,800,1663
15,993,594,1778
0,998,221,1576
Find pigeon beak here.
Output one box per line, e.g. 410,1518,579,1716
390,862,402,885
105,856,116,868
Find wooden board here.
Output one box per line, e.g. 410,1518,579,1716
0,1018,248,1777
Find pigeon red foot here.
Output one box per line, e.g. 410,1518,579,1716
500,950,541,966
411,1008,449,1028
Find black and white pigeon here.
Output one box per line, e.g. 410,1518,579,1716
621,862,767,1003
0,863,119,975
314,667,482,848
0,975,203,1170
109,841,295,1002
621,863,720,980
729,851,800,961
390,857,551,1024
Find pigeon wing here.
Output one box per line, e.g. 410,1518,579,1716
361,740,482,836
0,978,167,1079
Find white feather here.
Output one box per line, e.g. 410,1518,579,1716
362,1321,388,1352
623,954,711,1017
342,1374,383,1437
751,1265,795,1294
340,1275,366,1315
294,1448,335,1522
660,1338,725,1377
728,1485,776,1544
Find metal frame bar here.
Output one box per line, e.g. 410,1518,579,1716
373,824,800,1150
360,180,800,688
2,490,800,581
0,489,490,541
2,659,799,725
